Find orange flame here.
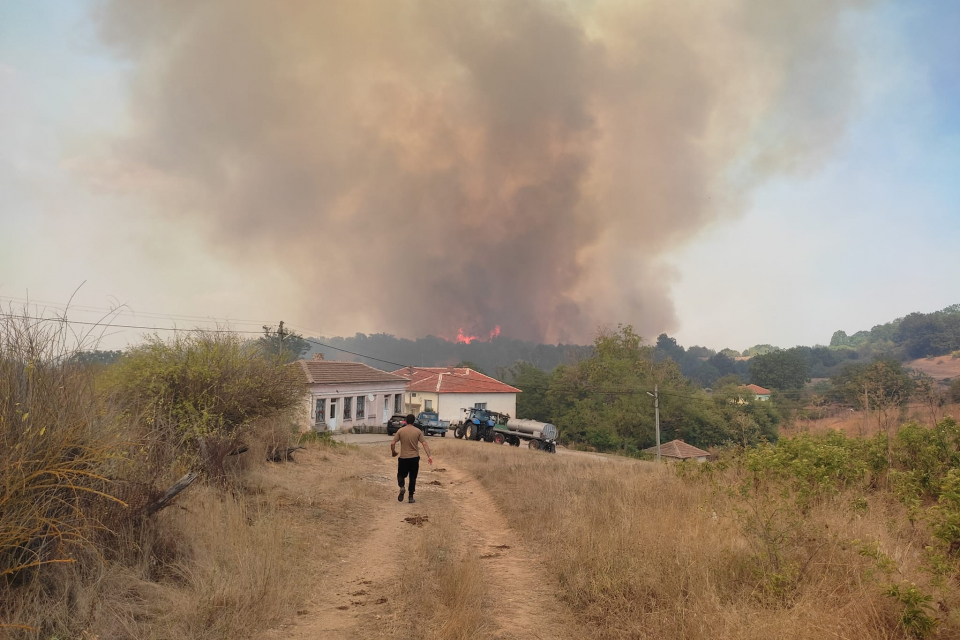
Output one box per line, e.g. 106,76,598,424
455,328,479,344
443,325,501,344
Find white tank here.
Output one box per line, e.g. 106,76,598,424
506,419,557,440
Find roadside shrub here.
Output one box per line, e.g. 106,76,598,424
741,432,885,509
107,332,305,483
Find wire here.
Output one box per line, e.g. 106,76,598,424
303,337,411,369
0,312,414,368
0,295,277,328
0,310,827,401
0,313,266,334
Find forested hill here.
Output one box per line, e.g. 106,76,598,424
830,303,960,359
304,304,960,379
304,333,592,375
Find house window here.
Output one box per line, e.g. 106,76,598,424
329,398,337,420
315,398,326,423
356,395,365,419
425,399,433,411
394,394,402,413
344,397,352,420
474,402,487,410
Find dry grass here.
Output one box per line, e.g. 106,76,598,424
393,484,493,640
790,402,960,438
441,443,960,640
399,497,492,640
4,439,383,639
907,357,960,382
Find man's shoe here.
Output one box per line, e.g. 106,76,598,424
408,495,416,504
398,488,405,502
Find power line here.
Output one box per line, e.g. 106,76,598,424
1,309,827,401
0,295,279,328
0,313,266,335
0,312,414,368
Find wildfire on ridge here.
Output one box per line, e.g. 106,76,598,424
442,325,501,344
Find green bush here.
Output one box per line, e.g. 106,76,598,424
885,583,939,639
108,332,305,482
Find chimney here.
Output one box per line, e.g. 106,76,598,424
312,352,324,361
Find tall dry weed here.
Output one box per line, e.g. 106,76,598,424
443,443,958,639
0,311,126,633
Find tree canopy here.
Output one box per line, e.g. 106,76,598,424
749,348,810,390
256,324,310,363
503,326,782,454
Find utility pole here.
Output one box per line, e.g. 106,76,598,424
863,382,869,437
278,320,285,359
647,385,661,462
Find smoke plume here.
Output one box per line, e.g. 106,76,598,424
93,0,869,343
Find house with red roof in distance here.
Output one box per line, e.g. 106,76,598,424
298,356,409,433
644,440,711,463
392,366,520,424
742,383,772,401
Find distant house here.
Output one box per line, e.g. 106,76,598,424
645,439,711,463
299,357,409,433
742,384,772,401
392,366,520,424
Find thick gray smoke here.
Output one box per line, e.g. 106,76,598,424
93,0,869,343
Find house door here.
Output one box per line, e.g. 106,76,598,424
328,398,338,431
383,395,391,423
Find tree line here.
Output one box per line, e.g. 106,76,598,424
504,326,781,454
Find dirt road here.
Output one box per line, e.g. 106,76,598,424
258,445,580,639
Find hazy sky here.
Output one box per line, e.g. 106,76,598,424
1,0,957,352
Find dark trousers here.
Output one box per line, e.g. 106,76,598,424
397,456,420,495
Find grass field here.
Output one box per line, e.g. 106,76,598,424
440,439,960,640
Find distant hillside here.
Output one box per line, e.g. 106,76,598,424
830,303,960,359
304,333,592,375
306,303,960,383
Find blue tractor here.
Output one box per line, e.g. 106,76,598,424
455,407,507,442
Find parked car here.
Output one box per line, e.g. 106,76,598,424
415,411,449,437
386,414,408,435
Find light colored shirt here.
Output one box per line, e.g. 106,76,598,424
392,425,426,459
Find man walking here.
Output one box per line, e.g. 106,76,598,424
391,414,433,503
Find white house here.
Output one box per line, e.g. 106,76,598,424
392,366,520,424
299,358,409,433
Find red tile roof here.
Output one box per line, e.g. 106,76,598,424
298,360,409,385
391,366,521,394
644,439,711,459
742,384,772,395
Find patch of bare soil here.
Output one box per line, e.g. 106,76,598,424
256,454,408,640
907,356,960,381
256,445,581,640
403,514,429,527
442,463,580,640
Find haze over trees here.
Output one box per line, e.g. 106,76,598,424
305,333,591,374
830,303,960,359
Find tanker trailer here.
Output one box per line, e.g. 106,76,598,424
491,418,558,453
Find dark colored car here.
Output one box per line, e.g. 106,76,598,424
386,414,408,436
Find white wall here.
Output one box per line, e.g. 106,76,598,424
437,393,517,423
302,380,407,432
